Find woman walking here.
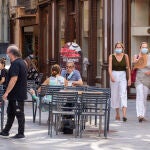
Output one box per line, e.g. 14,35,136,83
133,42,150,122
108,42,131,122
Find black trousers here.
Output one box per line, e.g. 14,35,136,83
3,100,25,135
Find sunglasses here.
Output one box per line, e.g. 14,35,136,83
66,66,73,69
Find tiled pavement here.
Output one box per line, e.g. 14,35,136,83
0,99,150,150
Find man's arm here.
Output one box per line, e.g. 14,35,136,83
2,76,18,100
72,70,83,86
0,77,5,84
72,79,83,86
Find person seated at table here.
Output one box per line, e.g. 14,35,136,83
61,61,83,86
29,64,66,111
0,58,7,90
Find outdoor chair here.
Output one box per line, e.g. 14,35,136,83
38,85,64,125
65,86,87,91
36,73,43,87
0,85,4,131
79,91,109,138
86,87,111,131
27,80,38,123
48,91,79,138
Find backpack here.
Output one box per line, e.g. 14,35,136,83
59,119,75,134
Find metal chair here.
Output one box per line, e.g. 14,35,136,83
0,85,4,131
79,91,109,138
65,86,87,91
48,91,79,137
26,80,38,123
86,87,111,131
36,73,43,86
38,85,64,125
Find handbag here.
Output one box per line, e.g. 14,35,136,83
131,55,139,86
131,69,137,83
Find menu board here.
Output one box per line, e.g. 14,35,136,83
60,42,82,72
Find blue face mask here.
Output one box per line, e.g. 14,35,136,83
115,49,122,54
141,48,148,54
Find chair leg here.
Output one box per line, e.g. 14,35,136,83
77,114,80,136
56,115,59,135
39,97,42,125
80,115,84,138
107,107,110,131
50,114,53,137
34,102,37,123
99,116,102,137
104,113,108,138
89,109,92,125
32,99,37,123
74,115,78,138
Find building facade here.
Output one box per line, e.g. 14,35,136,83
0,0,9,53
9,0,150,94
9,0,38,58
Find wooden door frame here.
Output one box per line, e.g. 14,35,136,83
38,2,52,77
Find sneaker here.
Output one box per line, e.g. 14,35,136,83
11,134,25,139
0,131,9,137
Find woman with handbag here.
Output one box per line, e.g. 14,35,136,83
133,42,150,122
108,42,131,122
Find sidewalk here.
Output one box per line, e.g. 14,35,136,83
0,99,150,150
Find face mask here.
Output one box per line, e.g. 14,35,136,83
115,49,122,54
141,48,148,54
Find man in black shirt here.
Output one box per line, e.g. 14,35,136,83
0,45,27,139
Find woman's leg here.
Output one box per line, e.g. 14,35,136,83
115,108,120,120
110,71,121,120
119,73,127,121
136,84,146,122
122,107,127,118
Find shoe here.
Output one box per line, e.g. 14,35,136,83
0,131,9,137
138,117,143,123
123,117,127,122
11,134,25,139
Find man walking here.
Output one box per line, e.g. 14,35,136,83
0,45,27,139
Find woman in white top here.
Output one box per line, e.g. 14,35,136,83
29,64,66,111
41,64,66,87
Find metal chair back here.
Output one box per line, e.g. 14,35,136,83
80,91,108,138
49,91,79,137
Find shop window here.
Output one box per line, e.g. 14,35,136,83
131,0,150,58
23,32,33,58
131,0,150,27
